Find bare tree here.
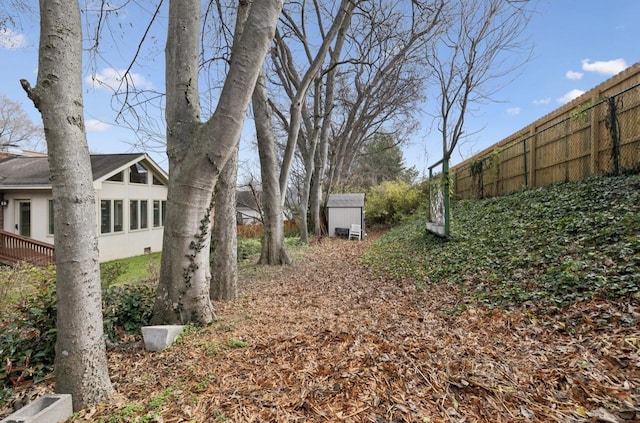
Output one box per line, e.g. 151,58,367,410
209,0,251,300
0,1,34,32
0,94,45,151
427,0,533,162
425,0,533,236
210,149,239,300
252,70,291,264
262,0,355,244
151,0,282,324
262,0,444,240
274,0,355,242
326,0,445,191
20,0,113,410
308,14,349,237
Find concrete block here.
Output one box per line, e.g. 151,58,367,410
0,394,72,423
141,325,185,351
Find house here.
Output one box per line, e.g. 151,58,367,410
326,193,365,239
236,189,262,225
0,153,168,262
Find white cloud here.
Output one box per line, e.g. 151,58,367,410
581,58,628,76
85,68,154,91
85,119,112,132
506,107,521,116
533,97,551,106
557,89,585,104
566,70,583,80
0,28,27,49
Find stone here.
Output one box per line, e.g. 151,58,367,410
0,394,72,423
141,325,185,351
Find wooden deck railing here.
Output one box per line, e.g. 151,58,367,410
0,230,56,267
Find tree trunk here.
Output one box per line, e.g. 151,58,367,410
310,19,347,237
152,152,217,324
152,0,282,323
298,140,317,243
210,149,238,301
309,161,324,236
253,71,291,265
23,0,113,410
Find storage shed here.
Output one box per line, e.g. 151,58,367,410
326,193,365,239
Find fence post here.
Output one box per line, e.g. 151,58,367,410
523,137,528,187
528,126,536,187
589,93,600,176
443,158,450,237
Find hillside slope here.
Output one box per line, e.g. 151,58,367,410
364,174,640,308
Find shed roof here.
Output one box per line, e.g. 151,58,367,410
0,153,165,188
327,193,365,208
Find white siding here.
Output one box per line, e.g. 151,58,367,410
328,207,362,238
4,190,52,243
237,207,261,225
1,169,168,263
95,175,167,262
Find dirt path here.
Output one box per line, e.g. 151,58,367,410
71,236,639,422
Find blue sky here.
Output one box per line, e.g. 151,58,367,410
0,0,639,178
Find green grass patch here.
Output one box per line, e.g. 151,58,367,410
100,252,161,286
363,174,640,308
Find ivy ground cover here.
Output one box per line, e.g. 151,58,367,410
364,173,640,309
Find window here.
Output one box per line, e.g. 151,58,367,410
130,200,139,230
153,200,167,228
100,200,111,233
48,200,55,235
140,200,148,229
114,200,123,232
101,200,124,233
152,174,165,186
129,163,148,184
130,200,148,230
153,200,160,227
107,171,123,182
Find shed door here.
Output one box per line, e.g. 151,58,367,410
15,200,31,237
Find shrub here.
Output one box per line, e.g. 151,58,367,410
365,180,425,225
102,283,155,341
283,219,300,237
0,266,156,401
237,238,262,261
100,261,129,287
0,267,57,401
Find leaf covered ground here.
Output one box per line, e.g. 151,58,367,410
66,234,637,422
2,174,639,422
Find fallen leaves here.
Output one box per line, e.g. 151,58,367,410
2,234,638,422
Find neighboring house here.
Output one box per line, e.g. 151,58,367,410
326,193,365,238
0,153,168,262
236,189,262,225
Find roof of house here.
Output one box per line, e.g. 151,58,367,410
0,153,167,189
327,193,365,208
236,190,260,210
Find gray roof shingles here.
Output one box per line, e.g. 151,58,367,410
0,154,144,187
327,193,365,208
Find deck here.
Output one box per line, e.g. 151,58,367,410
0,230,56,267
